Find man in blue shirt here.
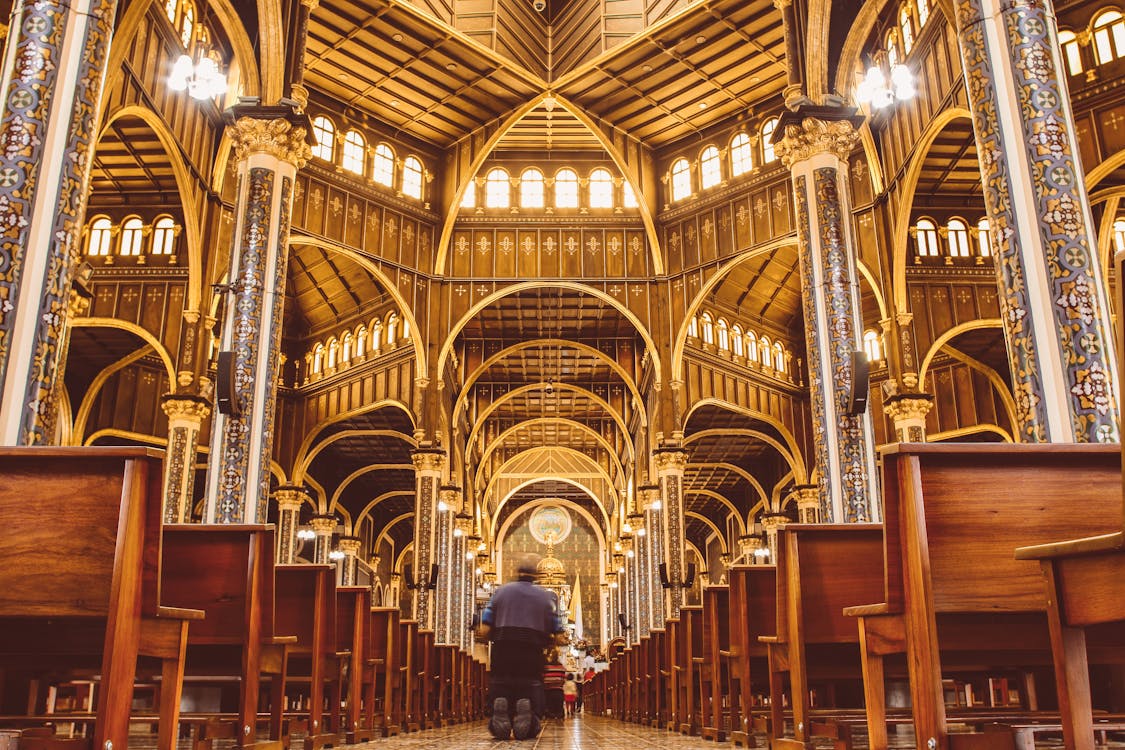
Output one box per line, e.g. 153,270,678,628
479,554,567,740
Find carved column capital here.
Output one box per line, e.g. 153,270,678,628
229,116,311,168
788,484,821,524
412,448,447,473
883,393,934,423
653,447,688,473
309,514,337,534
776,116,861,170
639,484,661,511
759,512,790,534
274,484,309,513
337,536,362,555
161,393,212,422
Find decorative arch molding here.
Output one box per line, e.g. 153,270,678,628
935,337,1020,438
856,259,888,321
689,462,768,509
487,472,614,538
465,382,632,465
454,338,645,430
476,417,626,486
930,424,1014,443
891,108,975,311
684,489,746,536
494,496,609,582
355,491,416,529
481,446,618,517
326,464,416,515
84,428,164,446
72,345,155,445
96,106,205,311
435,92,664,275
71,317,177,383
289,234,428,371
438,283,662,384
374,512,415,558
806,0,833,104
682,398,807,482
291,399,416,483
686,510,727,553
1086,147,1125,192
395,542,414,572
297,429,418,481
685,428,801,482
671,237,799,380
917,318,1004,383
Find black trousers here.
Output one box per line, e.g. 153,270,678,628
489,675,545,718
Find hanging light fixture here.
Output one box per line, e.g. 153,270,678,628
856,62,914,110
169,53,228,100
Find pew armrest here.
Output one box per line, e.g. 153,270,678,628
269,636,299,645
1015,531,1124,560
842,603,896,618
157,605,206,620
757,636,779,644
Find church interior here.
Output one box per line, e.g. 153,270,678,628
1,0,1125,745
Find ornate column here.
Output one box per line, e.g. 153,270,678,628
453,511,472,649
627,512,649,637
884,394,935,443
606,575,620,640
654,448,688,619
434,484,459,645
791,484,821,524
0,0,117,444
639,484,663,631
309,514,336,565
955,0,1118,442
774,0,807,108
777,112,879,524
600,582,611,645
620,537,637,643
274,485,309,564
203,108,310,523
160,394,211,522
410,447,445,629
760,512,789,565
337,536,361,586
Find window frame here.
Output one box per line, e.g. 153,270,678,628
373,143,395,187
402,155,423,199
700,146,722,190
485,168,511,209
730,133,753,176
151,216,176,256
520,168,545,208
119,217,145,257
555,168,579,209
671,158,691,202
762,118,779,163
87,216,113,257
589,168,614,209
311,116,336,162
342,130,367,176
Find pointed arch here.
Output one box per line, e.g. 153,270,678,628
917,318,1004,384
375,512,416,555
327,464,417,514
490,477,612,541
481,447,617,520
354,491,416,529
686,511,728,553
494,496,609,575
683,398,807,483
296,429,418,480
476,417,626,485
291,399,416,483
71,317,177,384
72,345,156,445
683,489,746,536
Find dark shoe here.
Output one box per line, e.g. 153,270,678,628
489,697,511,739
512,698,537,740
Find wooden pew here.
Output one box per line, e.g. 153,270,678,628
161,524,292,749
649,629,669,728
0,447,202,750
847,444,1121,750
334,587,374,743
675,606,703,735
398,620,418,732
762,524,884,750
728,565,777,747
701,585,731,742
274,564,341,750
413,629,436,729
367,607,400,736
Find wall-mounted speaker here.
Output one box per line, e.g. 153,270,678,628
845,350,870,416
617,613,631,631
216,351,241,416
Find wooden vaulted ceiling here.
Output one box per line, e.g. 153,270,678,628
704,245,804,333
914,119,984,207
286,243,397,335
89,116,181,209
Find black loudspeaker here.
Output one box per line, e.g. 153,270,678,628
618,613,631,631
427,563,439,590
685,562,697,586
657,562,670,588
216,351,241,416
845,350,871,416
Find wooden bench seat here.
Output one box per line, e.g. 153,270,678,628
367,607,400,736
728,565,777,747
333,587,373,744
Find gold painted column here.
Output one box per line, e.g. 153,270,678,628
434,484,460,645
274,485,308,564
883,394,935,443
453,511,473,650
759,513,789,565
639,485,662,631
654,447,688,620
310,514,336,565
410,447,446,629
337,536,361,586
160,394,211,522
0,0,117,445
777,112,879,524
791,484,821,524
203,108,310,524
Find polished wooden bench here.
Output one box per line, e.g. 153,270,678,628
701,585,731,742
161,524,292,749
0,447,203,750
674,606,703,735
848,444,1121,750
728,565,777,747
398,620,418,732
334,586,373,743
367,607,400,736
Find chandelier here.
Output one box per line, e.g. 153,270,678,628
169,54,228,100
856,64,914,109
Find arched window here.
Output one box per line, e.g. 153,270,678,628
731,325,744,356
745,331,758,362
520,168,545,208
87,217,113,256
371,322,383,351
622,180,638,208
342,333,353,363
762,118,778,163
151,216,176,255
356,327,367,357
311,116,335,161
386,314,398,343
900,5,915,53
401,317,410,339
947,218,971,257
863,330,883,362
700,146,721,189
119,217,144,256
916,0,929,27
886,31,900,67
179,1,194,47
759,336,773,367
327,338,339,369
555,169,579,209
402,156,423,199
313,344,325,375
1059,30,1083,75
461,179,477,209
373,144,395,187
671,158,691,201
589,168,614,208
342,130,366,175
717,318,730,350
915,218,940,257
1115,219,1125,254
773,342,785,372
977,218,993,257
730,133,753,176
486,168,511,208
1093,10,1125,64
165,0,177,23
701,313,714,345
688,315,699,338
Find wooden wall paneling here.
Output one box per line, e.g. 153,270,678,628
552,0,604,74
928,286,954,337
603,0,645,49
561,229,582,276
307,181,329,236
769,184,790,235
605,229,626,276
952,366,977,427
344,196,363,247
496,229,517,276
452,230,472,276
749,191,769,245
493,0,549,79
684,216,700,268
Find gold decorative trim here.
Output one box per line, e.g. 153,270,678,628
161,395,212,422
229,117,311,168
776,117,860,169
653,448,688,472
412,448,447,473
275,486,309,512
883,394,934,423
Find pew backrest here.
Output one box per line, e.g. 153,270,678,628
275,564,336,655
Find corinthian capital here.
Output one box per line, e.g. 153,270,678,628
412,448,447,473
653,447,688,473
230,117,311,168
775,117,860,169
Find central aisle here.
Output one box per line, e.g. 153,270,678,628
350,715,737,749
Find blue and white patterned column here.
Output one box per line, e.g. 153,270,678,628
204,113,309,523
0,0,116,444
452,511,472,649
629,512,650,638
956,0,1118,442
640,485,663,631
310,514,336,564
777,115,879,524
161,395,212,522
654,449,688,619
411,448,445,629
434,485,459,644
273,485,309,564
